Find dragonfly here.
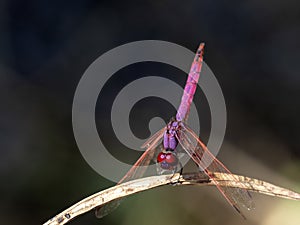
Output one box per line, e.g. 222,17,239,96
96,43,253,218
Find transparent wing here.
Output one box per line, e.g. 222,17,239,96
177,123,254,218
118,143,164,184
141,126,166,149
119,126,166,183
95,127,165,218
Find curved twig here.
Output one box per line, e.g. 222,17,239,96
43,172,300,225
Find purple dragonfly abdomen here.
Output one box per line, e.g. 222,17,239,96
176,43,204,122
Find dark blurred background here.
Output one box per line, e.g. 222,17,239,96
1,0,300,225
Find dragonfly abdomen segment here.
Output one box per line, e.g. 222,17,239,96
176,43,204,122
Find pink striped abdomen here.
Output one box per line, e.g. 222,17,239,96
176,43,204,122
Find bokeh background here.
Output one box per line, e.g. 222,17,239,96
1,1,300,225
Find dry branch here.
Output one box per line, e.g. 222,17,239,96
43,172,300,225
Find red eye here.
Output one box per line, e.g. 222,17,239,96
157,152,166,163
165,153,178,165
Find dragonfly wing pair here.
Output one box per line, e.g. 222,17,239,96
95,127,166,218
177,123,254,218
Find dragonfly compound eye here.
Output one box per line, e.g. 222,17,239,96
165,153,178,166
157,152,166,163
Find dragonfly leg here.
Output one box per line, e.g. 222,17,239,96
170,161,183,185
178,160,183,175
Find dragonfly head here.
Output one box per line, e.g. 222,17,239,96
157,151,178,171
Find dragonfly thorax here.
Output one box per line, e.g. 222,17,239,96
163,120,181,150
